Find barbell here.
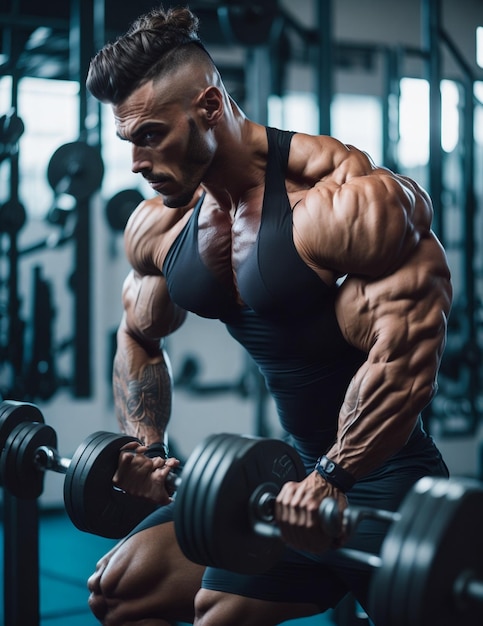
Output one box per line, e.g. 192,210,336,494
1,400,483,625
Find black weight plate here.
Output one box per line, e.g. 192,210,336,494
105,189,144,232
174,433,233,567
47,141,104,200
393,478,446,626
0,400,44,452
408,478,483,626
174,432,223,566
64,431,108,532
206,435,305,574
404,479,451,626
210,439,306,574
198,434,251,568
0,422,56,499
64,431,157,538
193,434,238,567
369,476,435,626
201,435,264,571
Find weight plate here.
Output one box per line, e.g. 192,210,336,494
0,401,44,487
0,400,44,448
408,478,483,626
47,141,104,200
177,433,306,574
174,433,233,567
199,434,250,567
392,477,445,626
210,436,305,573
64,431,108,532
369,476,435,625
105,189,143,232
64,431,157,538
0,422,56,499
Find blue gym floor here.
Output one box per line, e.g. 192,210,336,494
0,508,336,625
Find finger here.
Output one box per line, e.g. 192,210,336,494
119,441,142,452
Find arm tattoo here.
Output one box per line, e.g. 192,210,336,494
113,356,172,440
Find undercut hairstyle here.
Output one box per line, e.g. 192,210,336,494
86,6,212,104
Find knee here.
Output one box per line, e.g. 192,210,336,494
194,589,219,625
87,524,204,625
194,589,241,626
87,548,125,624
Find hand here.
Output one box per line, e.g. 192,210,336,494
275,471,349,553
113,441,180,505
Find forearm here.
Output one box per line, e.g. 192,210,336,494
113,324,173,446
325,360,433,481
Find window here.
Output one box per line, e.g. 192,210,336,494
268,91,383,165
0,77,78,218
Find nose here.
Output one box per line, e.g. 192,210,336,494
131,145,152,175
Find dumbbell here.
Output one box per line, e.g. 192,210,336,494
173,431,483,626
0,401,167,537
312,478,483,626
3,401,483,625
0,401,305,547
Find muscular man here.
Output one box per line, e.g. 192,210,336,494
86,6,452,626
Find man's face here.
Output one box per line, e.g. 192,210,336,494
113,79,214,207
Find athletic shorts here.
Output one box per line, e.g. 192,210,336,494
127,424,448,614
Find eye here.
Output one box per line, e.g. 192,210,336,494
137,128,164,147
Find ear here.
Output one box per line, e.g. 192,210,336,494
197,86,223,126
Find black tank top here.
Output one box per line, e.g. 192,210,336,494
163,127,366,466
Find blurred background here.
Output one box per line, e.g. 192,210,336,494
0,0,482,624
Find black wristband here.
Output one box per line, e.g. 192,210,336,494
315,455,356,492
144,442,167,459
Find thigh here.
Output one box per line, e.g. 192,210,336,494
195,588,324,626
201,548,348,611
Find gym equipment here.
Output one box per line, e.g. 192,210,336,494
0,198,27,233
173,431,305,574
176,447,483,624
217,1,279,46
0,401,303,548
309,477,483,626
2,401,483,625
0,401,159,538
0,108,25,163
47,141,104,200
105,189,144,232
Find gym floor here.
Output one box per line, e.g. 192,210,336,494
0,507,336,626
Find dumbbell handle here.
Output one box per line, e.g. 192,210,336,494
251,491,400,545
34,446,70,473
33,444,181,494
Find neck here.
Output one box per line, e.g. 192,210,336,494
202,110,267,212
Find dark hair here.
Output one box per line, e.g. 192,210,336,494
86,6,209,104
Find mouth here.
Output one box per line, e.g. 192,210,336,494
145,177,175,193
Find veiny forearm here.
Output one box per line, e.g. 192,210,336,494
113,325,172,446
325,359,434,479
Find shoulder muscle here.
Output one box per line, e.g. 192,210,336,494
291,137,433,277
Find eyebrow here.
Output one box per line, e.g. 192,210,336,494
116,122,166,144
